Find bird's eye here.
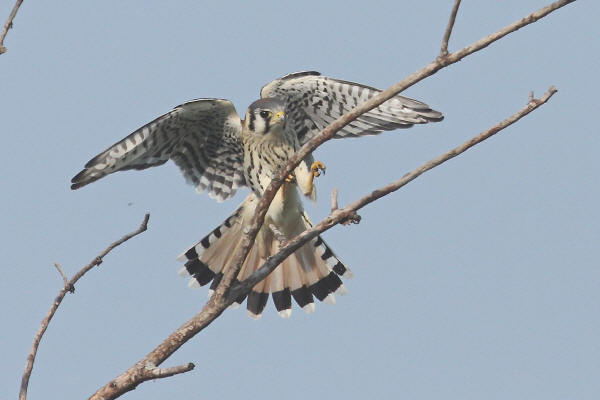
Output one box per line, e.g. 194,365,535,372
259,110,271,119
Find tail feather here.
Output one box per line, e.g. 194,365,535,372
248,272,269,319
176,208,243,264
177,194,352,318
272,288,292,318
184,259,215,287
308,239,344,302
208,272,223,295
291,285,315,313
269,257,293,318
313,233,354,278
286,253,315,313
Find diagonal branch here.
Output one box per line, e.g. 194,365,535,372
440,0,462,56
231,87,558,298
19,214,150,400
222,0,575,302
0,0,23,55
88,1,574,398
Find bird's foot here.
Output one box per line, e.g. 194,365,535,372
285,173,295,183
307,160,326,192
311,161,326,178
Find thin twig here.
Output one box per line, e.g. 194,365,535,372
146,363,195,379
19,214,150,400
221,0,575,304
0,0,23,54
53,262,69,288
329,188,360,226
88,1,574,398
440,0,462,56
331,188,339,212
231,87,558,296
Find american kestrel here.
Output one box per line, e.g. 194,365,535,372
71,71,443,318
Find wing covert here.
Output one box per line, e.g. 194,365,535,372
71,99,245,202
261,71,443,145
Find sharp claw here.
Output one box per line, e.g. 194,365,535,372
285,174,295,183
311,161,326,177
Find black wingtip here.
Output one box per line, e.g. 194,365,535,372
70,173,85,190
70,170,93,190
427,111,444,122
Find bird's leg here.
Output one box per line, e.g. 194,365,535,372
281,173,295,202
308,161,326,191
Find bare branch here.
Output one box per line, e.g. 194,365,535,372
440,0,462,56
90,302,227,399
88,1,574,398
328,188,360,227
331,188,339,212
230,87,558,297
0,0,23,55
222,0,575,303
19,213,150,400
53,262,69,288
445,1,576,65
145,362,195,380
261,0,575,212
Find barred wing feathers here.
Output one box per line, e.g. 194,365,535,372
71,99,245,202
261,71,443,144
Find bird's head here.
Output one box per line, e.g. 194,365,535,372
244,98,286,136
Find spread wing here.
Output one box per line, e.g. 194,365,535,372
71,99,245,202
260,71,443,145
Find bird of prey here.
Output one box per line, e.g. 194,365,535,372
71,71,443,319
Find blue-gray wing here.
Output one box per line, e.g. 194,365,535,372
260,71,443,145
71,99,245,202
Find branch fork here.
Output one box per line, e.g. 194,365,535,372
19,1,575,399
91,0,572,395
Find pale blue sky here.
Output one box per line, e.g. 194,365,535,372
2,1,598,399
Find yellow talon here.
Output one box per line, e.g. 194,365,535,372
285,174,295,183
305,160,326,196
311,161,326,177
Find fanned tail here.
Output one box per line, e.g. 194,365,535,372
177,194,353,319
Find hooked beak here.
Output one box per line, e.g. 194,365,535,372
272,110,285,123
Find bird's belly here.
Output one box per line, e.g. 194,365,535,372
265,183,303,230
